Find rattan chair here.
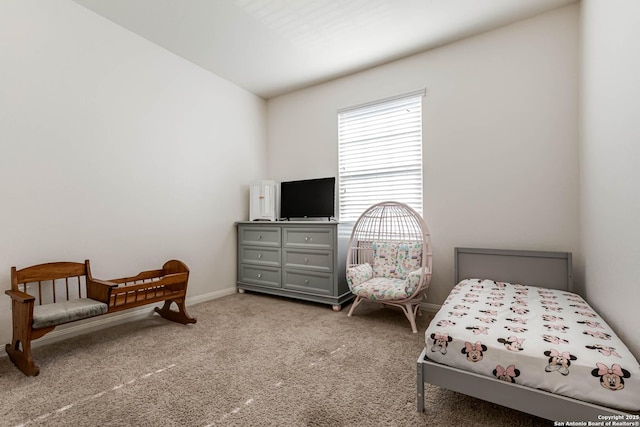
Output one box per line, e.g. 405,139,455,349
345,201,432,333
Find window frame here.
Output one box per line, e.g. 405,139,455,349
337,89,425,222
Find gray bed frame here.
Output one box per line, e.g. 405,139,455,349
417,247,633,421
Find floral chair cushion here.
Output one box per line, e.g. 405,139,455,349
347,240,426,301
405,268,424,296
351,277,409,301
346,263,373,289
372,242,400,278
396,242,422,278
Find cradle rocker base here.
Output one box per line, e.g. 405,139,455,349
154,299,196,325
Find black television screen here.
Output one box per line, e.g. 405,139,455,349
280,177,335,220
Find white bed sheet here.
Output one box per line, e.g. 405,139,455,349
424,279,640,411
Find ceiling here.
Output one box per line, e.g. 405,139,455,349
72,0,576,99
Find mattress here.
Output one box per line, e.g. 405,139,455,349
424,279,640,411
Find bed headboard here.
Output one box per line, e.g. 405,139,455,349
454,247,573,292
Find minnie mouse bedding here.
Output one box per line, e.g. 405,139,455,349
424,279,640,411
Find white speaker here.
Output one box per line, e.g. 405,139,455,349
249,180,277,221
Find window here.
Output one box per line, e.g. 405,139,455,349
338,90,425,222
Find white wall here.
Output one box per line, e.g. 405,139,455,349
267,5,580,306
581,0,640,357
0,1,267,344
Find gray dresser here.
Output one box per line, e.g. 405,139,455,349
236,221,353,311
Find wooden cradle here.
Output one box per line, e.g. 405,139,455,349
5,259,196,376
106,259,196,324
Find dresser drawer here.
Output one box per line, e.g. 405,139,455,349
283,227,334,249
239,265,281,288
283,249,333,272
239,226,281,247
283,270,332,295
240,246,281,267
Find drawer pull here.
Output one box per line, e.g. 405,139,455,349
258,235,262,239
257,253,262,258
304,279,309,284
257,273,262,278
304,257,308,263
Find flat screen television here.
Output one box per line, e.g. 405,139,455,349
280,177,335,220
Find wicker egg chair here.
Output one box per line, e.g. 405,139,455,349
345,201,432,333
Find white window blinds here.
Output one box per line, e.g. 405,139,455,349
338,90,424,222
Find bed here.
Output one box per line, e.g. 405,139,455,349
417,247,640,421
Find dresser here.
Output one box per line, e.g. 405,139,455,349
236,221,353,311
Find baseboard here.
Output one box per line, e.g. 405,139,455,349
28,286,238,349
419,302,442,313
186,287,237,305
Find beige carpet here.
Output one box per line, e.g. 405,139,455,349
0,293,550,426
